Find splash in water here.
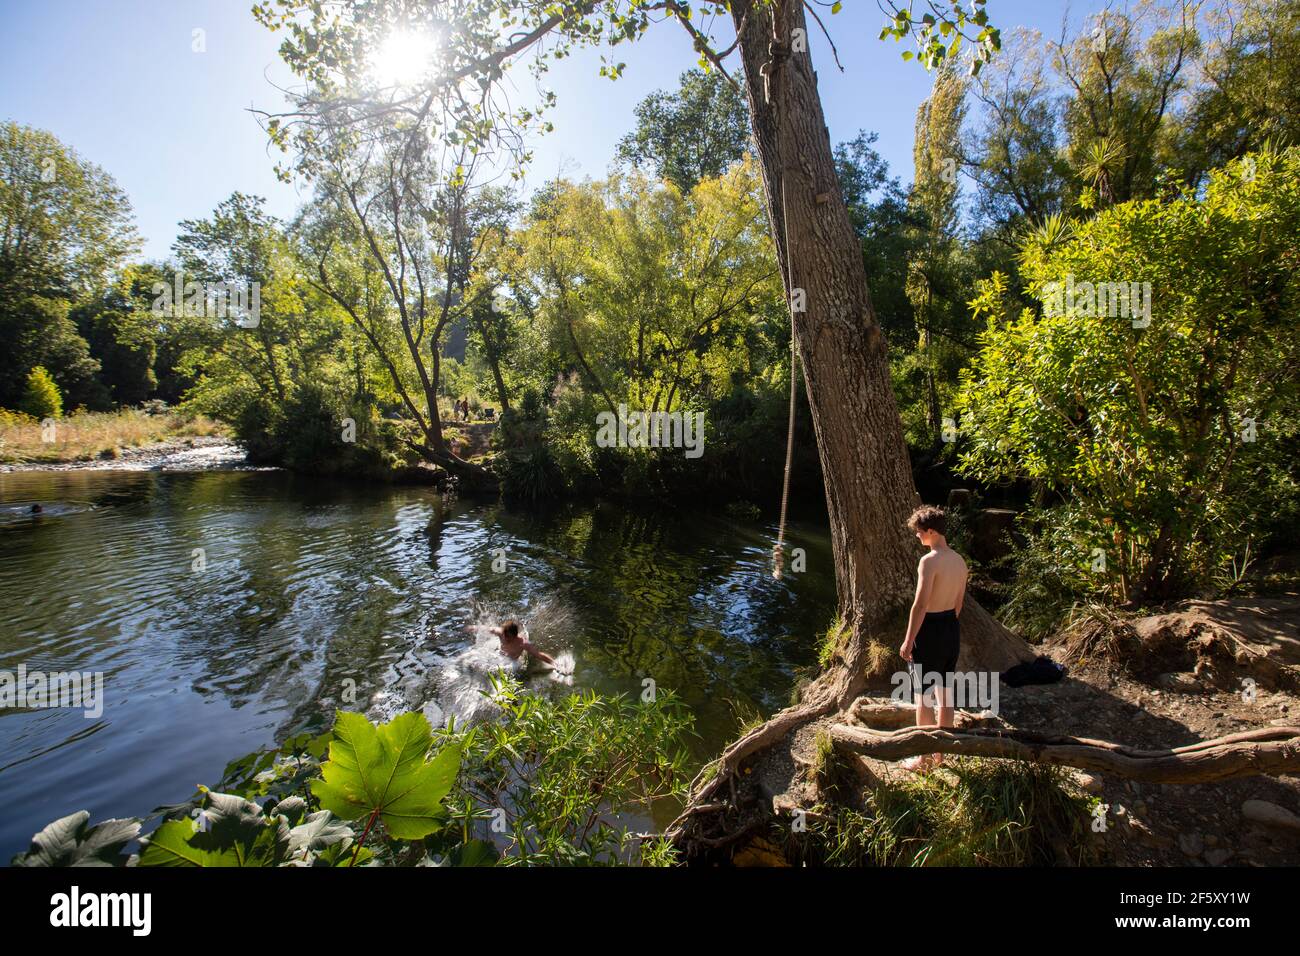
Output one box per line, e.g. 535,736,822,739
369,600,576,726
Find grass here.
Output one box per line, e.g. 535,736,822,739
0,408,227,464
789,758,1098,867
817,613,847,669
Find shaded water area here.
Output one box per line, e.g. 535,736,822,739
0,469,834,859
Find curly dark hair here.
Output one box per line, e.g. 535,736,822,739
499,619,520,639
906,505,946,535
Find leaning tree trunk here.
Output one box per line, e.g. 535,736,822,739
730,0,1030,686
669,0,1033,845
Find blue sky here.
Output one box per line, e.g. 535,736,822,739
0,1,1100,260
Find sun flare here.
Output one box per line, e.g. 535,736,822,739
368,29,439,88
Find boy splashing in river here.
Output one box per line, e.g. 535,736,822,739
491,619,555,667
898,505,968,772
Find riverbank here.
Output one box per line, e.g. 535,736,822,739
0,434,252,473
717,595,1300,867
0,409,229,468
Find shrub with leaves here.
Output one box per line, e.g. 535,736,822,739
438,674,693,865
957,147,1300,606
14,685,693,868
18,365,63,419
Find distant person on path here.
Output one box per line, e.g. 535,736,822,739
461,397,471,422
898,505,968,772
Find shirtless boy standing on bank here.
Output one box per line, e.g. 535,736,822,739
898,505,968,772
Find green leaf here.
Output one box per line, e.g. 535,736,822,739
138,792,289,867
448,838,498,866
135,820,202,866
287,810,356,859
316,840,373,867
271,795,308,825
310,711,461,840
12,811,140,867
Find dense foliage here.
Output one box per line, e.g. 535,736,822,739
13,679,692,868
958,147,1300,626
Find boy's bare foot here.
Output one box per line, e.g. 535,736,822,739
900,755,934,773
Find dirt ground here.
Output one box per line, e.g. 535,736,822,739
1020,596,1300,865
755,596,1300,866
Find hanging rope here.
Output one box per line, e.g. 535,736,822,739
773,171,799,581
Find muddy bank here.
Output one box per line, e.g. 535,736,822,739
0,436,257,473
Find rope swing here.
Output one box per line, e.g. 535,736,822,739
773,172,799,581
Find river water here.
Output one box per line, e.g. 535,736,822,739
0,468,834,859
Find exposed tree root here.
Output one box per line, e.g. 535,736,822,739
405,440,498,492
847,697,998,730
667,603,1036,856
665,691,840,843
829,723,1300,784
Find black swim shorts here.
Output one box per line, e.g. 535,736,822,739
912,608,960,693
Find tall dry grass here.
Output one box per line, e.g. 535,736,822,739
0,409,227,464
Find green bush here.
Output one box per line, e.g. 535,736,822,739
957,147,1300,605
18,366,63,419
13,679,692,868
232,385,413,479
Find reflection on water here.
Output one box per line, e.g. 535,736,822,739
0,469,834,859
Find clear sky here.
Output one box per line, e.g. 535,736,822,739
0,0,1102,260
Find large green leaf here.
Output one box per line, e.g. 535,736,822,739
287,810,356,860
310,710,461,840
445,839,498,867
11,811,140,867
137,792,289,867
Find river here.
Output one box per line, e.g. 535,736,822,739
0,467,834,859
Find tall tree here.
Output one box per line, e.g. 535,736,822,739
615,67,752,190
173,194,293,403
833,131,916,347
964,28,1069,237
1181,0,1300,180
1052,2,1200,208
0,121,138,408
907,58,967,447
256,0,1031,843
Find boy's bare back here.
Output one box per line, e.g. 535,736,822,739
918,548,968,613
